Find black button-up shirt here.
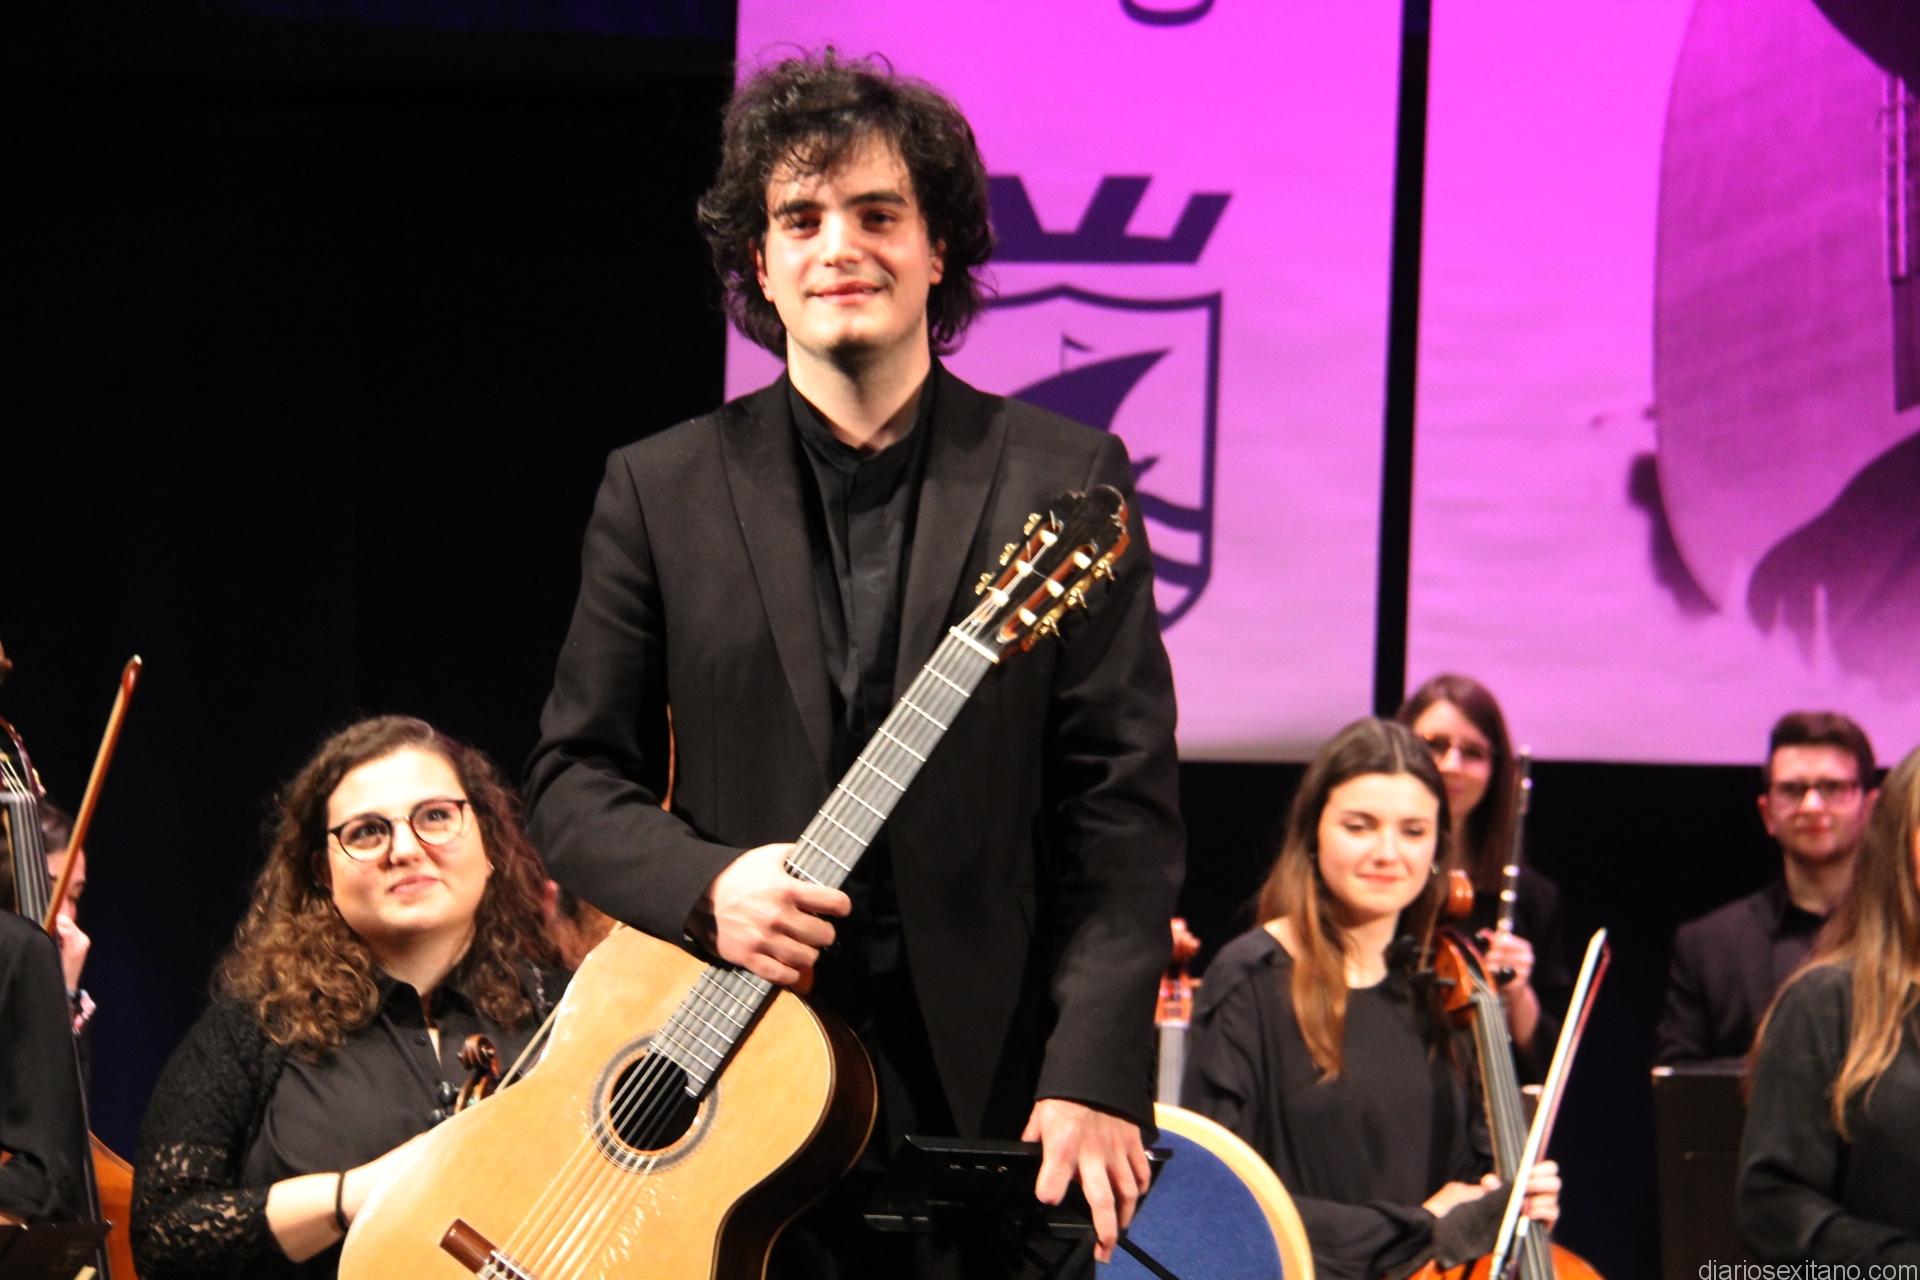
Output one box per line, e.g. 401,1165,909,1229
786,376,944,1123
242,971,555,1202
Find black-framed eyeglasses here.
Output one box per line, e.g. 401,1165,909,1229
1418,732,1493,766
1767,779,1861,807
327,797,472,861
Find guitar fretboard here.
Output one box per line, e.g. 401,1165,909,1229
652,628,997,1095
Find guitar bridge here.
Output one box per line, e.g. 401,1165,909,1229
440,1218,537,1279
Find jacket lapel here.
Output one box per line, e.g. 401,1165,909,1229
895,367,1010,695
717,378,832,780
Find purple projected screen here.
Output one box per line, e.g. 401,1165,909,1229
1409,0,1920,764
729,1,1403,760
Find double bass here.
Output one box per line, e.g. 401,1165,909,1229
1415,873,1600,1280
0,638,141,1278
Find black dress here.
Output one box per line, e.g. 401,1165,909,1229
1736,964,1920,1263
1181,927,1488,1280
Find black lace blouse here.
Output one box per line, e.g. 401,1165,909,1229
132,972,560,1280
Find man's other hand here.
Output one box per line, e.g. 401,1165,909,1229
1023,1097,1150,1264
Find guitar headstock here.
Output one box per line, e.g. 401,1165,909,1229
967,484,1131,656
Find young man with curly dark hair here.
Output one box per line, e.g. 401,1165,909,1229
527,50,1183,1276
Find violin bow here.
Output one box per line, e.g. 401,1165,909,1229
1487,927,1611,1279
42,655,142,935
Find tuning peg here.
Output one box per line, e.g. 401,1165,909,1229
1023,513,1042,535
975,572,994,596
1066,587,1087,610
998,541,1019,566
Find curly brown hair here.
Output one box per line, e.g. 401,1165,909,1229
696,48,995,356
215,716,556,1057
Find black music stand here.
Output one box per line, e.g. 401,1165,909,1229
0,1220,110,1279
866,1137,1176,1280
1652,1063,1749,1279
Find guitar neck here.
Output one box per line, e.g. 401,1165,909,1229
786,632,997,891
650,628,998,1096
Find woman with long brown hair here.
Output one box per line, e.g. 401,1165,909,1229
1396,674,1570,1078
131,716,563,1279
1736,741,1920,1263
1183,717,1559,1280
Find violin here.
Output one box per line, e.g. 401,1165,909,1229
1413,873,1601,1280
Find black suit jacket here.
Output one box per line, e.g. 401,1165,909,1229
0,911,90,1223
525,366,1184,1136
1653,879,1815,1066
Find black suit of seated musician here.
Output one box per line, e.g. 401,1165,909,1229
0,910,90,1226
525,51,1183,1278
1655,711,1879,1066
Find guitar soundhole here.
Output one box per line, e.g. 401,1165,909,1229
610,1056,701,1150
591,1045,713,1171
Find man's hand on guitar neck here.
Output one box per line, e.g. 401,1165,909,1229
1023,1097,1150,1264
686,842,851,987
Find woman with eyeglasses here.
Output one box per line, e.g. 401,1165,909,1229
1182,718,1561,1280
132,716,563,1279
1735,740,1920,1265
1396,674,1571,1079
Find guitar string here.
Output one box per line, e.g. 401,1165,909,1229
0,757,53,923
499,634,989,1278
531,643,987,1277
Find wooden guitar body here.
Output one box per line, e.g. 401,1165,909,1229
340,926,876,1280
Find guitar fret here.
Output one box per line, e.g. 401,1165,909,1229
855,757,906,792
925,664,968,695
797,832,852,873
875,726,927,763
835,782,886,819
678,1008,732,1055
820,810,869,846
784,857,826,885
688,983,749,1030
675,1005,733,1059
900,696,949,731
699,978,760,1032
659,1029,721,1073
948,626,1001,664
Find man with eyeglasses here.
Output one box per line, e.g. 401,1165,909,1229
1653,711,1879,1065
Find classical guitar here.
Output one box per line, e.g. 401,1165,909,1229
342,485,1134,1280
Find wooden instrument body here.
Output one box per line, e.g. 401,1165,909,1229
340,926,876,1280
1416,1242,1601,1280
